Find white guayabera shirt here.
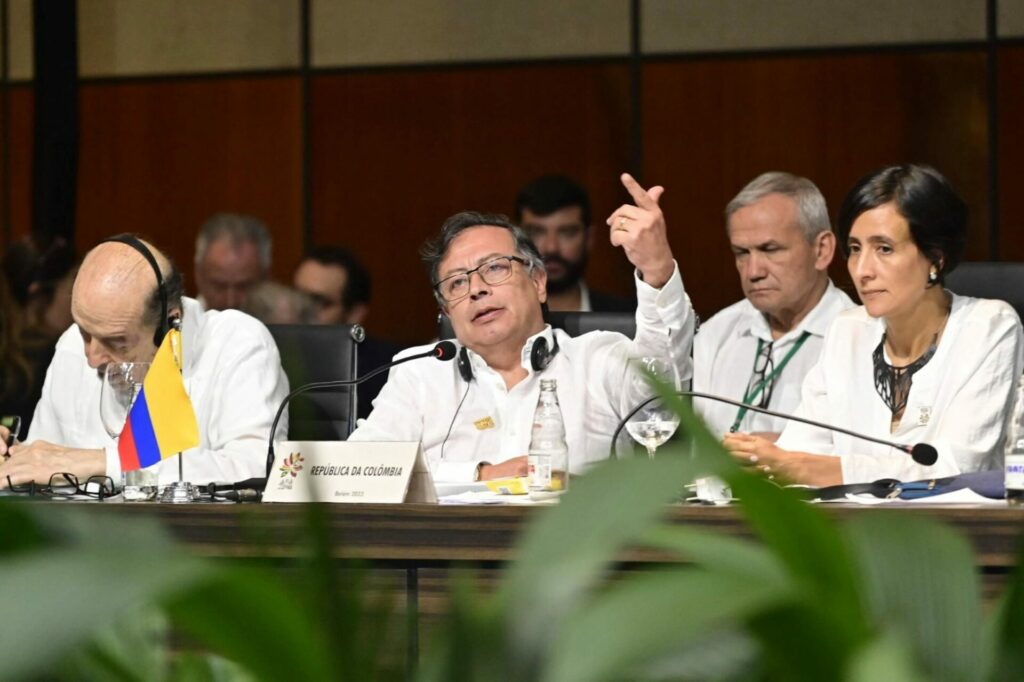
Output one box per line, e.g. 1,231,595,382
692,281,855,437
349,264,695,482
777,294,1024,483
28,297,289,485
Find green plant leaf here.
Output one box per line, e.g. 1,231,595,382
847,631,927,682
164,566,337,682
983,530,1024,681
0,505,209,681
500,450,704,678
844,513,984,682
542,567,791,682
641,524,790,588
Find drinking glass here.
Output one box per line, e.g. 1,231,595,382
100,362,157,500
623,355,682,459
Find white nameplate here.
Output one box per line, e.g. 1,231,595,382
262,441,437,504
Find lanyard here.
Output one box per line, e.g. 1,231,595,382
730,331,812,432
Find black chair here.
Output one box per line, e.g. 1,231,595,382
438,311,636,340
946,262,1024,321
267,324,364,440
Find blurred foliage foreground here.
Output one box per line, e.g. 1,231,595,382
3,392,1024,681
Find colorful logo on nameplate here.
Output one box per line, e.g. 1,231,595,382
278,452,304,490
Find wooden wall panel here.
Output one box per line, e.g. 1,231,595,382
998,46,1024,260
643,51,988,318
310,64,632,345
1,86,35,243
76,76,302,290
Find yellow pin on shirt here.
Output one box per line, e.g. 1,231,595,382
474,416,496,431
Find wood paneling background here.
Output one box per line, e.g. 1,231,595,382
643,50,989,318
310,63,633,343
0,47,1018,346
999,46,1024,261
75,76,303,289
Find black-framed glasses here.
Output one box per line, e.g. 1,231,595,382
434,255,529,302
745,341,776,409
5,472,116,500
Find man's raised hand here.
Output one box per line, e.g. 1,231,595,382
606,173,675,288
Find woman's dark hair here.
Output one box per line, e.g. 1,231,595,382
836,164,967,285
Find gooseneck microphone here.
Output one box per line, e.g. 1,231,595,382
611,391,939,467
264,340,458,478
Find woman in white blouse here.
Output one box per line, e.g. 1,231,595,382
724,164,1024,485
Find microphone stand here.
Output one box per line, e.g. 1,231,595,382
611,391,938,466
262,341,458,481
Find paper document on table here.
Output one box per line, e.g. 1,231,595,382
844,488,1005,505
439,490,556,505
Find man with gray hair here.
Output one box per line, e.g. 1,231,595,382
194,212,272,311
694,172,854,438
350,173,694,483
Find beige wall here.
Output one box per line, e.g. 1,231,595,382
77,0,300,78
0,0,1018,80
5,0,32,81
1001,0,1024,38
643,0,986,54
312,0,630,67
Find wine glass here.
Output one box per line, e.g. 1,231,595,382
100,362,154,499
623,355,682,459
100,362,149,437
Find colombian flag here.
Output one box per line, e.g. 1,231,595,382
118,328,199,472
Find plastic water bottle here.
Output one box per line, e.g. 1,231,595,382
1005,375,1024,505
528,379,569,499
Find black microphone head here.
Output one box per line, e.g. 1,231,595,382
910,443,938,466
434,340,457,361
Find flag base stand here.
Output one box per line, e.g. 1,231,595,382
158,481,198,504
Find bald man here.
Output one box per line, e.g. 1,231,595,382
0,234,289,489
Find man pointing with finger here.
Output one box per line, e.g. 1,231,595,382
349,173,695,482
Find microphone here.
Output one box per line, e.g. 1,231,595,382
611,391,938,467
264,340,457,478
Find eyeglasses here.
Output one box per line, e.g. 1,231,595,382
745,341,776,409
5,472,116,500
434,255,529,303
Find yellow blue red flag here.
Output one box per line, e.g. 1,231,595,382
118,328,199,471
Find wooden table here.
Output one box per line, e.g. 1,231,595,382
37,501,1024,669
93,501,1024,568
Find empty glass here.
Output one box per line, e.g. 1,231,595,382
623,355,682,459
100,362,157,500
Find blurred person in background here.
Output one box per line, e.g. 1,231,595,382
193,212,271,311
3,235,77,342
515,174,635,313
242,281,318,325
1,236,78,436
0,276,53,439
293,246,399,419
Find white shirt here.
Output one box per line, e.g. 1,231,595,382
777,294,1024,483
28,297,289,485
693,281,854,436
349,264,694,482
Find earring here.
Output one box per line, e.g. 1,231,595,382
928,268,938,284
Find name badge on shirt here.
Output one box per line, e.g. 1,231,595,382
918,407,931,425
474,416,496,431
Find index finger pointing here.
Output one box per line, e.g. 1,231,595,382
620,172,660,210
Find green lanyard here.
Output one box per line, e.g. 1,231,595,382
730,331,812,432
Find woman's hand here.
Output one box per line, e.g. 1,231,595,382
722,432,843,487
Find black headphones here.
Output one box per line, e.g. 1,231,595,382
99,234,174,347
457,333,560,382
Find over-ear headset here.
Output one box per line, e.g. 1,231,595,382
457,333,560,382
99,234,174,347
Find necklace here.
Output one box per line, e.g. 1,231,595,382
872,332,938,417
